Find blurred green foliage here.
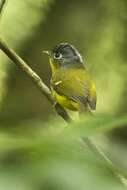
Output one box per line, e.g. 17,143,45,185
0,0,127,189
0,115,127,190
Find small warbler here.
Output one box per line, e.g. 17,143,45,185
43,43,97,113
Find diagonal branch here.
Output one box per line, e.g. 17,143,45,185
0,0,5,15
0,37,71,122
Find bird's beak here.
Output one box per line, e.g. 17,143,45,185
42,50,50,56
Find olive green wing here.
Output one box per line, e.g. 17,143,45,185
51,68,96,110
87,82,97,110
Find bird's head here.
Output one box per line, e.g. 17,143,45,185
43,43,84,72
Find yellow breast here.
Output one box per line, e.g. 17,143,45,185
52,89,79,111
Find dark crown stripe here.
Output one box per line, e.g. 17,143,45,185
52,43,69,53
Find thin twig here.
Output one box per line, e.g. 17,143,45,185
0,0,5,15
81,137,127,187
0,37,71,122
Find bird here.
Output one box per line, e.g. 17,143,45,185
43,43,97,113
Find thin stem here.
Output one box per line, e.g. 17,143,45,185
0,0,5,15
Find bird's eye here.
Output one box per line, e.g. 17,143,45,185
54,53,62,59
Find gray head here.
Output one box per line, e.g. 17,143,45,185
51,43,84,66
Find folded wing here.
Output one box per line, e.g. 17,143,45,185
51,68,96,110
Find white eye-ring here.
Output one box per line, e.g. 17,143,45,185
54,53,62,59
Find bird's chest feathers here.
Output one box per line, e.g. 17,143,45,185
51,70,79,111
51,87,78,111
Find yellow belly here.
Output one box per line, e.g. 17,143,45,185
52,89,79,111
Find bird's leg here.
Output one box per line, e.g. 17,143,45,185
52,100,57,108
